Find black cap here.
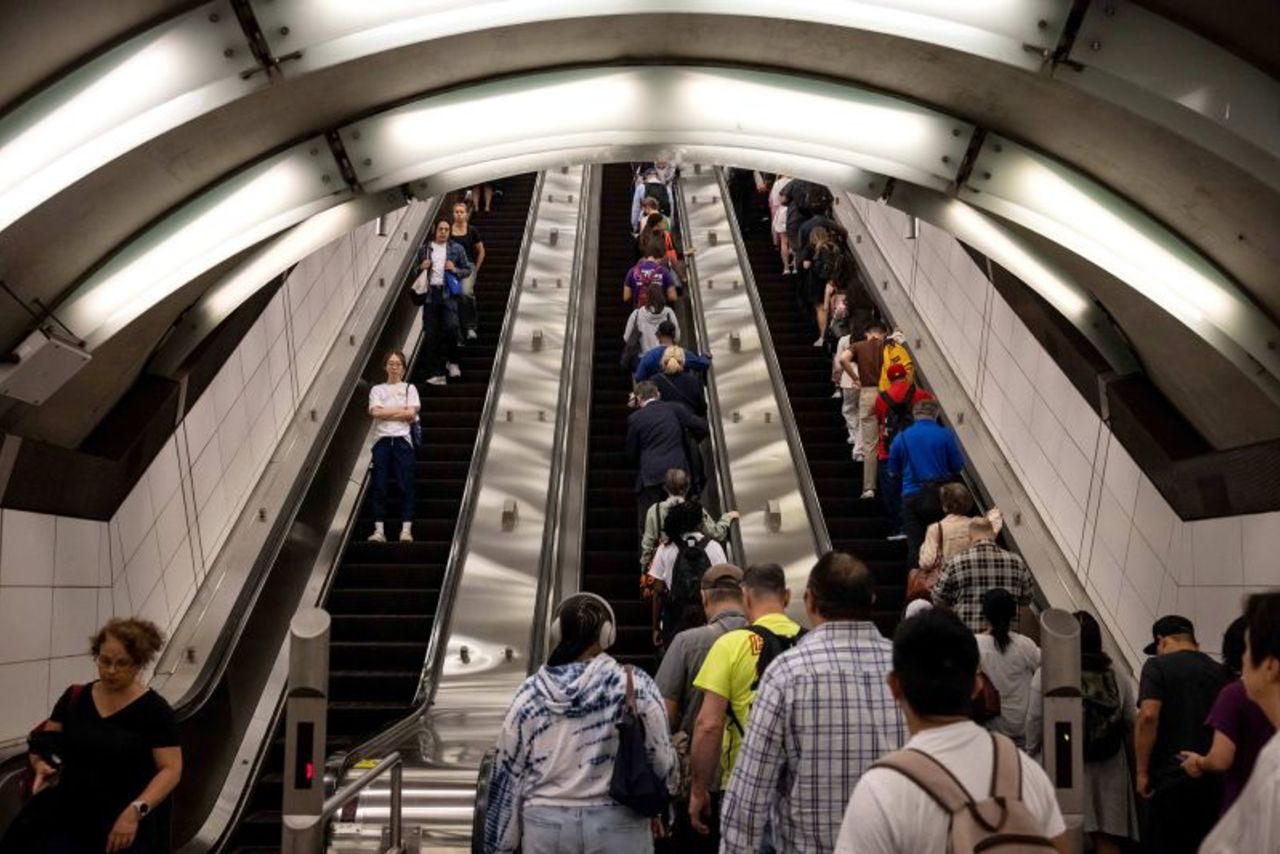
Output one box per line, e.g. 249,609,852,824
1144,614,1196,655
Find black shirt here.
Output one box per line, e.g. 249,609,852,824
1138,650,1228,790
51,683,179,847
450,224,482,269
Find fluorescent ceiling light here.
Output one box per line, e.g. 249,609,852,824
342,67,970,192
0,0,262,233
962,134,1280,399
58,139,348,350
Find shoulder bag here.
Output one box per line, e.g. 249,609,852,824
608,666,670,817
404,385,422,447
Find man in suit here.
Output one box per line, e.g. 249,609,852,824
626,381,709,534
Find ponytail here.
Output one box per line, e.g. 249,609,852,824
982,588,1016,654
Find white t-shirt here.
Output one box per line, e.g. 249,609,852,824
1200,729,1280,854
429,242,447,285
647,535,727,587
976,632,1041,745
836,720,1065,854
368,382,420,439
836,335,857,389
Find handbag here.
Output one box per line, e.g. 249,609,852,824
971,671,1002,724
905,523,946,604
404,385,422,447
444,270,463,298
608,666,669,817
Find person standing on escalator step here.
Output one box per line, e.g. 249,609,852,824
366,349,420,543
874,363,932,541
839,321,887,499
410,219,471,386
887,398,964,569
626,381,709,536
449,200,485,342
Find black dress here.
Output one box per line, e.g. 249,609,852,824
48,683,179,853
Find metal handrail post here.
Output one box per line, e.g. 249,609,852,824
389,762,404,851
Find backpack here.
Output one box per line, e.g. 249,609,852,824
662,534,712,637
879,385,917,450
1080,667,1125,761
643,181,672,216
872,732,1057,852
726,624,809,733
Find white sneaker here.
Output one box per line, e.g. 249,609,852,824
887,533,907,541
853,453,865,462
399,527,414,543
466,329,478,340
846,435,856,444
830,390,842,399
367,528,387,543
427,375,447,386
447,362,461,378
813,337,825,347
860,489,876,499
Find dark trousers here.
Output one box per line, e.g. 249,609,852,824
371,436,415,529
1146,779,1220,854
878,465,903,536
903,487,944,569
637,484,667,536
422,297,460,377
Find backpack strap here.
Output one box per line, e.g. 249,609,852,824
988,731,1024,800
871,748,975,815
622,665,637,716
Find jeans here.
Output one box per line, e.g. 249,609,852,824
422,296,461,378
522,804,653,854
878,465,902,535
371,436,415,530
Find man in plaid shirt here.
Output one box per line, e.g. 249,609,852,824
932,517,1034,633
719,552,906,852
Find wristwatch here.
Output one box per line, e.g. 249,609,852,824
131,801,150,818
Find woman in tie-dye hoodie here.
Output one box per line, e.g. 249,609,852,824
484,593,678,853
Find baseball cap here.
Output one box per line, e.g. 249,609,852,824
701,563,744,590
887,363,907,381
1143,614,1196,655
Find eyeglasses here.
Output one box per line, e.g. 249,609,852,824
96,654,137,671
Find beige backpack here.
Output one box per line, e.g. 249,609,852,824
871,732,1057,852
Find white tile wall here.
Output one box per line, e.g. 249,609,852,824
848,197,1280,674
0,207,410,742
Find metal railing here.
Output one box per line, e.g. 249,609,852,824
290,752,404,854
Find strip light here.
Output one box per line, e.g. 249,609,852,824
0,0,261,233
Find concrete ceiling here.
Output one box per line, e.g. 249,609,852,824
1136,0,1280,79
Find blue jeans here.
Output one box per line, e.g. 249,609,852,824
522,804,652,853
370,436,415,529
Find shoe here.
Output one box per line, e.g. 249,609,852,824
887,533,908,541
399,528,414,543
447,362,461,378
860,489,876,499
367,529,386,543
427,375,447,386
846,436,856,444
466,329,478,340
852,453,864,462
830,390,842,399
813,337,825,347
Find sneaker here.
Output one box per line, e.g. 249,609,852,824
846,436,856,444
813,337,825,347
426,375,447,386
830,390,842,399
887,533,908,541
447,362,461,378
853,453,865,462
367,528,386,543
860,489,876,500
399,527,414,543
466,329,478,341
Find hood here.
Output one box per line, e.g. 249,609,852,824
532,654,624,716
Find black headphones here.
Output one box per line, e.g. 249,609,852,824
549,592,616,651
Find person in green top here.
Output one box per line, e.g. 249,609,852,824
688,563,802,839
639,467,740,574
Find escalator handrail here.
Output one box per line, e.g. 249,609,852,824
713,167,833,557
325,172,548,779
675,175,748,566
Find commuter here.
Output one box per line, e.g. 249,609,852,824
836,609,1067,853
637,196,669,235
932,518,1034,633
470,180,494,215
634,319,711,383
835,333,862,457
639,210,692,287
366,349,420,543
873,363,932,541
838,321,887,497
5,618,181,854
623,281,679,368
800,226,847,346
1134,614,1228,854
622,236,679,308
450,199,485,341
655,564,749,854
783,178,817,282
720,552,907,853
769,175,794,275
1027,610,1139,853
1200,591,1280,854
1179,616,1275,814
975,588,1040,747
877,329,914,390
632,167,673,234
916,483,1004,577
647,499,729,648
639,467,738,581
652,347,707,418
887,398,965,568
484,593,677,854
688,564,802,841
410,218,472,385
625,381,709,534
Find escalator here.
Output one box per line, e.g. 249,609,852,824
225,174,536,852
738,206,908,638
579,164,652,672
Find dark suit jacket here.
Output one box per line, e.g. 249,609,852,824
653,371,706,418
625,400,709,491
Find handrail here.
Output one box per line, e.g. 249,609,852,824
469,747,499,854
714,167,833,557
325,172,547,779
319,752,404,852
529,166,598,667
675,176,747,565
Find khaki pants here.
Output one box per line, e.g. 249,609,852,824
841,388,862,456
858,387,880,492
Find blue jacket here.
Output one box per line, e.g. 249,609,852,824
887,418,964,496
634,345,711,382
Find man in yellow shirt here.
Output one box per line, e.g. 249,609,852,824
878,329,914,391
689,563,803,842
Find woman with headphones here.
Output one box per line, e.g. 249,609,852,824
483,593,677,853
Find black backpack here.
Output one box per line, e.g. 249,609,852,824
1081,667,1125,761
644,181,672,216
879,385,917,450
727,625,809,733
663,534,711,636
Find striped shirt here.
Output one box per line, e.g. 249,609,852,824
720,621,906,853
932,540,1035,633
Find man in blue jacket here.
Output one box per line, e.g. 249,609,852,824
887,399,964,568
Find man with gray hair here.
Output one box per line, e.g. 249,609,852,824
887,397,965,568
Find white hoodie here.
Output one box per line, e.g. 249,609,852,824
484,654,677,853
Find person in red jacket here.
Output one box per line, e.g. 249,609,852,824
874,363,933,541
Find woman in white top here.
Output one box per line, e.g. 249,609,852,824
917,483,1004,572
623,281,679,354
366,349,420,543
769,176,793,274
976,587,1040,747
